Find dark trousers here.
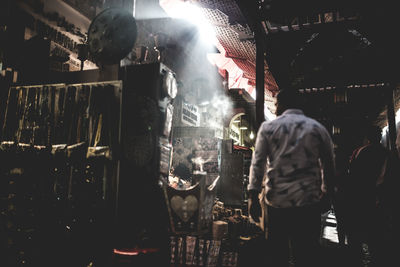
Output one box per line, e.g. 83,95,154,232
347,205,392,267
265,203,321,267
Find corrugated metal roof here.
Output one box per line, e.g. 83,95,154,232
192,0,279,93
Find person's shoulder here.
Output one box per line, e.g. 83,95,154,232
302,116,332,138
270,113,291,124
302,115,325,129
258,120,276,134
260,120,274,128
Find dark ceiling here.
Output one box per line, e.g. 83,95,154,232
192,0,399,151
232,0,400,89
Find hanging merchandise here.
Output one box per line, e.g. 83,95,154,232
162,69,178,99
1,63,177,266
0,81,122,267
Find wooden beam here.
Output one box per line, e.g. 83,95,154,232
235,0,270,130
255,24,265,130
264,17,359,36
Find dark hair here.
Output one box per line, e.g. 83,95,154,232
365,125,382,143
276,89,304,110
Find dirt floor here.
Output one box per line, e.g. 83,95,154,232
238,210,396,267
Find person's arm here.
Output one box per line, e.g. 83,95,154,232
319,127,336,196
248,123,269,222
248,123,269,193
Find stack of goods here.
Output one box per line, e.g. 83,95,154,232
166,200,266,267
211,201,263,240
169,235,237,267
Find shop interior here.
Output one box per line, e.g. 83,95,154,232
1,1,399,267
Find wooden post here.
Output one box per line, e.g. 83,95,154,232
255,25,265,131
224,69,229,94
386,86,397,151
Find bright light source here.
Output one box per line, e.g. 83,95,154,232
249,132,254,139
239,126,248,130
161,1,216,44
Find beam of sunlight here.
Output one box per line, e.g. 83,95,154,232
160,0,217,45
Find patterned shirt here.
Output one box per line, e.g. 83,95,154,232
248,109,335,208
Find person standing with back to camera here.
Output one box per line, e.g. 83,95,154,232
345,125,389,266
248,89,336,267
